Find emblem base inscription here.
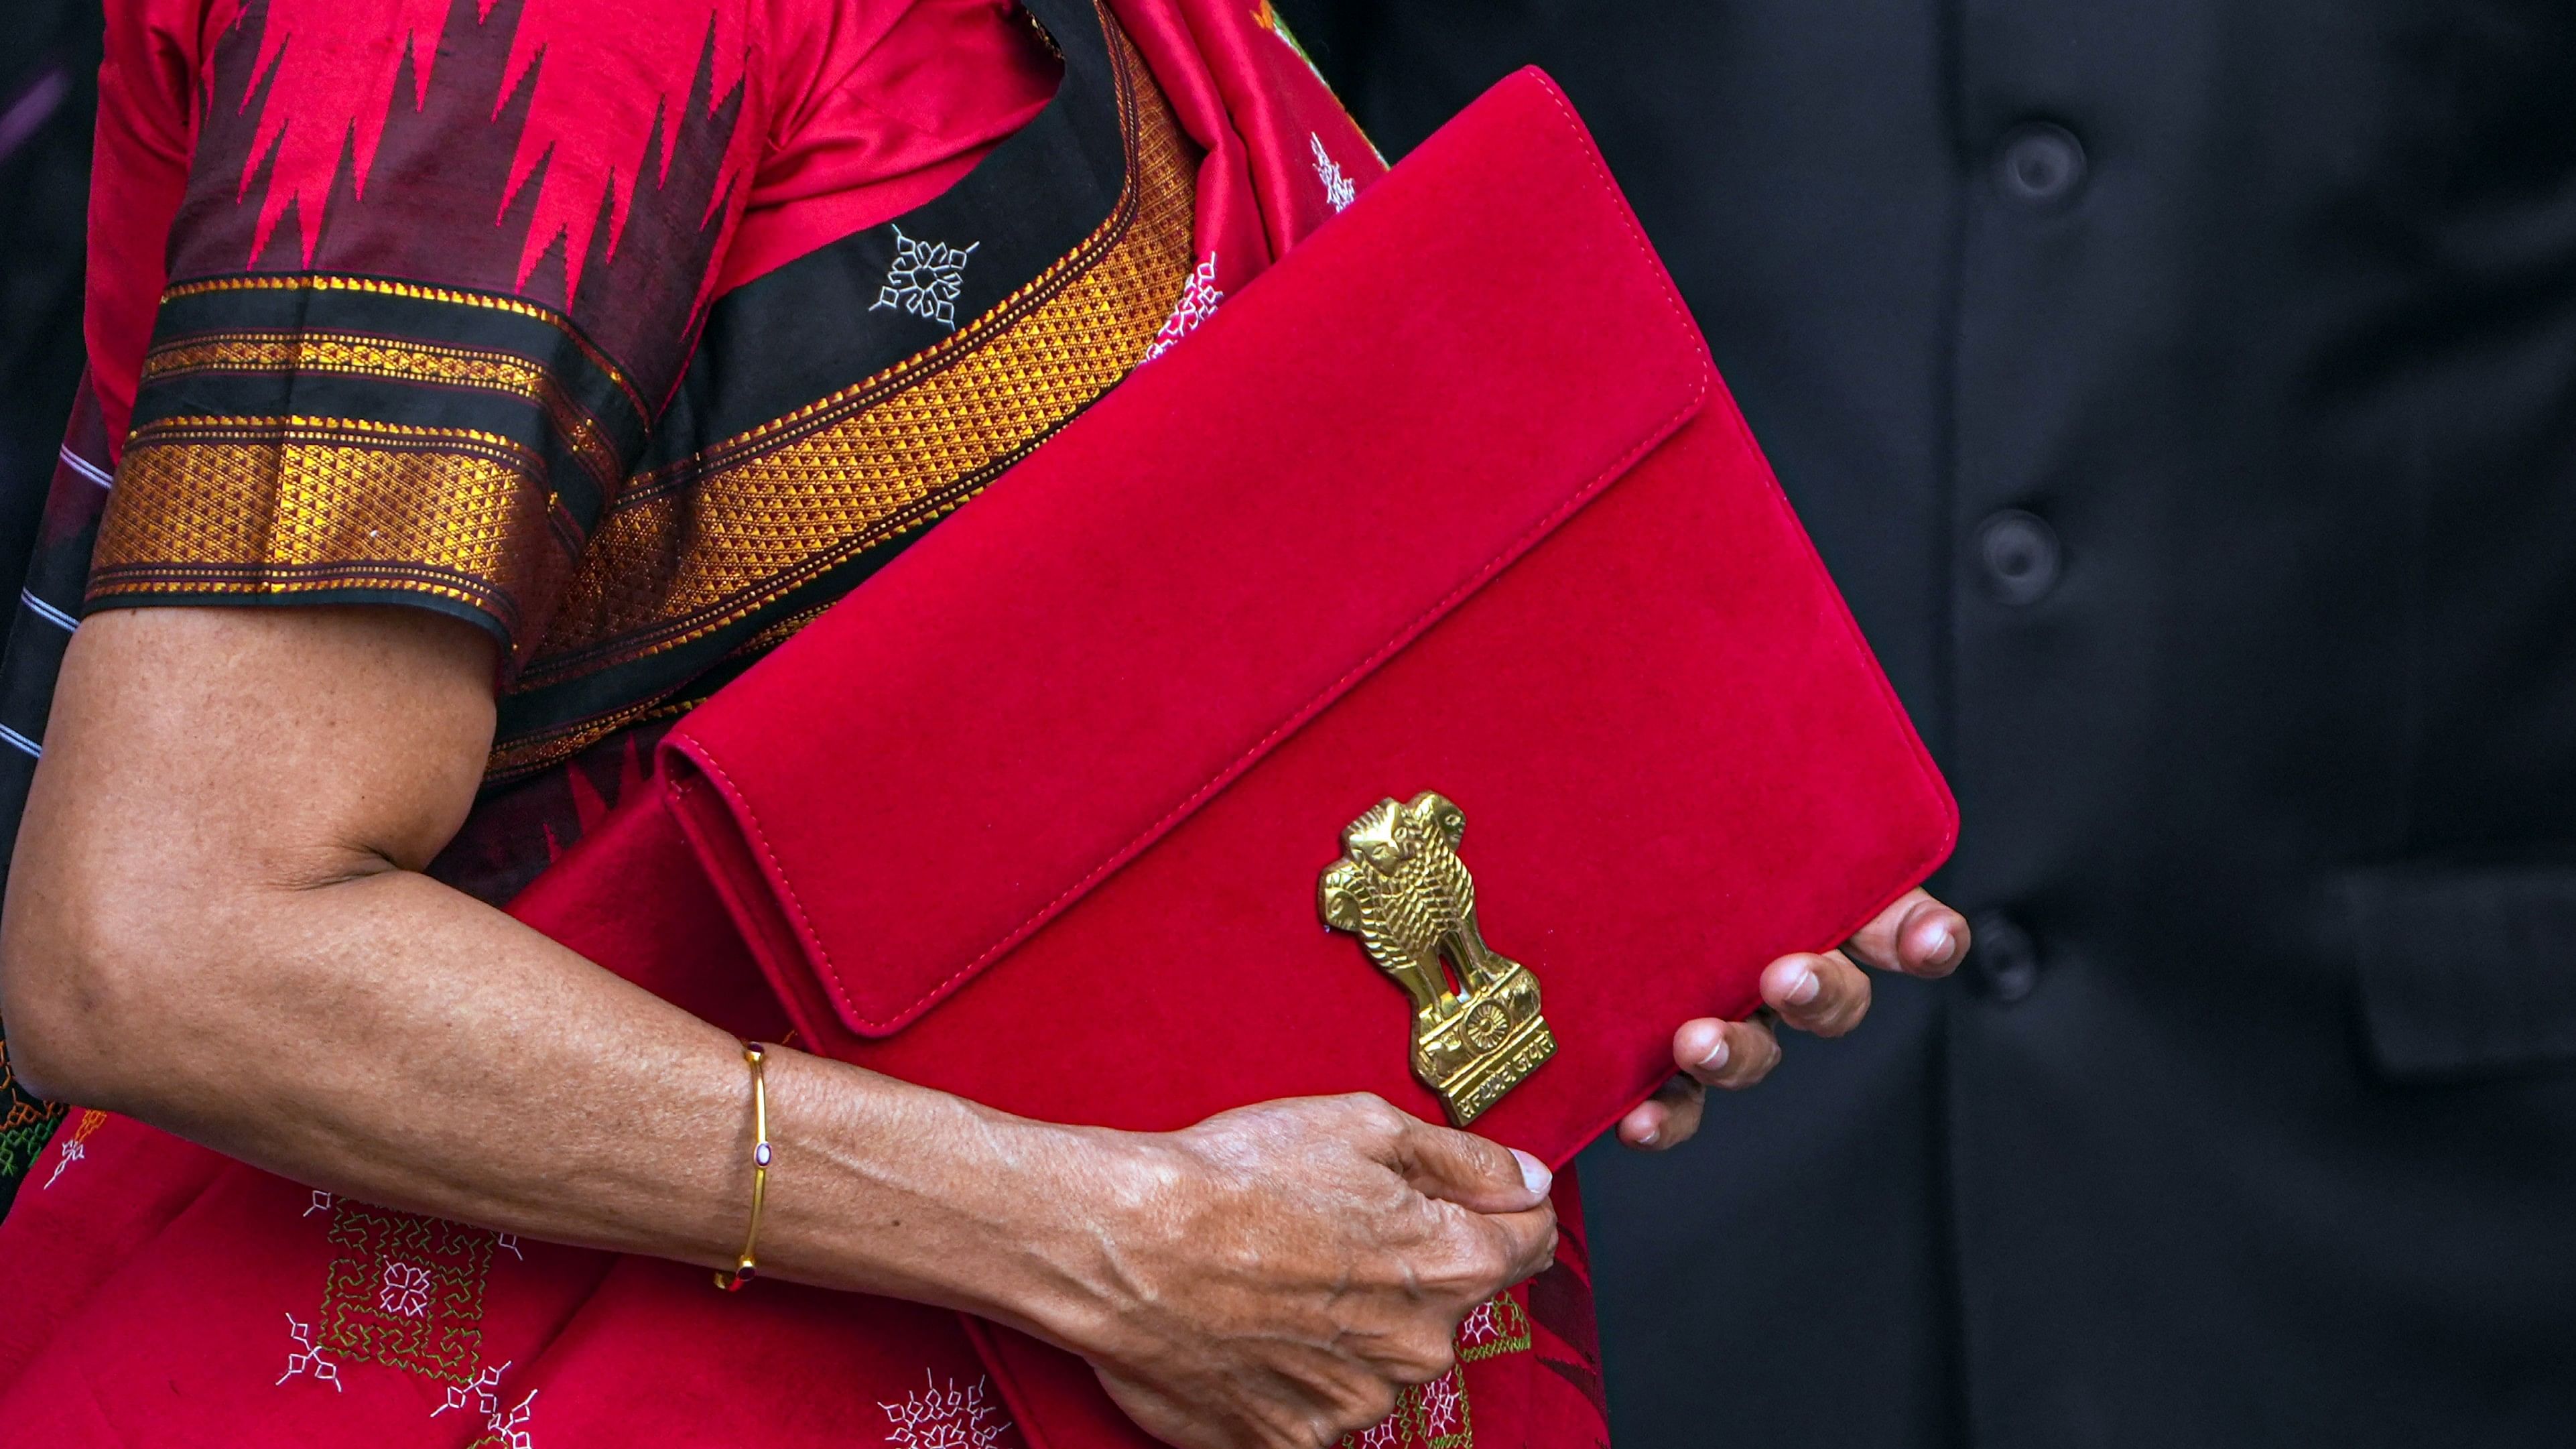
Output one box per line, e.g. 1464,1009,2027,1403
1318,792,1556,1126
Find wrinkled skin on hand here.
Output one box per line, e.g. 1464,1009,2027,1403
1084,1093,1557,1449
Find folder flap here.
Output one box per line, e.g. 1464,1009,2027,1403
660,69,1714,1037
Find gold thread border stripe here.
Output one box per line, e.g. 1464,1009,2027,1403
142,331,625,493
124,414,548,480
159,273,645,421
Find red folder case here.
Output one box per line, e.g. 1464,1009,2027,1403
511,67,1954,1447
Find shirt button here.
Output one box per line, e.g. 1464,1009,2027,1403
1969,913,2041,1003
1997,123,2087,206
1977,509,2061,605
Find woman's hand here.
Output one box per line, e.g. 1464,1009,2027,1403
1064,1094,1556,1449
1616,889,1968,1150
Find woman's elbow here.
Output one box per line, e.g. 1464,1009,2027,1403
0,872,188,1106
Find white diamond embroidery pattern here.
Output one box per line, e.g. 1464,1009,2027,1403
1311,133,1356,212
277,1313,345,1391
1418,1374,1464,1439
488,1390,541,1449
379,1259,435,1318
881,1371,1012,1449
433,1363,511,1422
873,227,981,331
1142,252,1225,365
305,1189,335,1217
432,1361,539,1447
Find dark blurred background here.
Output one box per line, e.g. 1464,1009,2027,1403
0,0,101,611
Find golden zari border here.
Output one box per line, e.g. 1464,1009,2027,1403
159,273,645,421
143,331,625,493
517,30,1200,682
91,416,572,645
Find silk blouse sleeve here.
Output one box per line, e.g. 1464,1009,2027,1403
84,0,1053,673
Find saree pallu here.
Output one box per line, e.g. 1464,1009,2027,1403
0,0,1614,1444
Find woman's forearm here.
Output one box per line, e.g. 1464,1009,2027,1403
3,844,1139,1336
0,604,1133,1344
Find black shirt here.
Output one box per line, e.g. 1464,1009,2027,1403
1281,3,2576,1444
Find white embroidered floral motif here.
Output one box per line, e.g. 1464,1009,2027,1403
1353,1418,1400,1449
41,1109,106,1190
40,1137,82,1188
880,1371,1012,1449
432,1362,537,1446
1311,133,1356,212
1142,252,1225,365
872,227,980,331
487,1389,540,1449
305,1189,336,1217
432,1361,511,1421
277,1313,345,1391
379,1259,435,1318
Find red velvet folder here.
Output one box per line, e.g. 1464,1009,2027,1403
511,68,1954,1447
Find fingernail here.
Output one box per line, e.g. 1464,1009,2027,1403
1510,1148,1553,1196
1785,966,1821,1005
1925,923,1959,966
1635,1127,1659,1147
1693,1030,1729,1072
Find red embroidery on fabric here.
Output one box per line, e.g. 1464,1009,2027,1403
1456,1291,1533,1364
1338,1290,1527,1448
38,1107,107,1189
1142,251,1223,363
316,1199,497,1383
880,1371,1013,1449
436,1361,541,1448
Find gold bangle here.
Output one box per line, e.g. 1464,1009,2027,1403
714,1042,771,1292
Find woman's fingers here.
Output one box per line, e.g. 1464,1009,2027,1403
1760,948,1872,1037
1843,888,1970,978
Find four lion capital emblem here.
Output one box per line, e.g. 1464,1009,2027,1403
1319,792,1555,1125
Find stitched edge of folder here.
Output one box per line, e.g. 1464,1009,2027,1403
1555,388,1955,1169
683,72,1715,1038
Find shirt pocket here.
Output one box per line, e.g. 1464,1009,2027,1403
2344,866,2576,1080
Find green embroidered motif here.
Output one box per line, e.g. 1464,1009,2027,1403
1336,1289,1532,1449
1456,1293,1533,1364
319,1200,497,1385
1339,1369,1474,1449
0,1027,68,1216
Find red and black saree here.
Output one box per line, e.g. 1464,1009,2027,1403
0,0,1612,1444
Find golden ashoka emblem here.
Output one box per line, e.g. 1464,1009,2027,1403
1317,792,1556,1125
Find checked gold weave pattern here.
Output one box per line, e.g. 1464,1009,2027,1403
93,416,566,643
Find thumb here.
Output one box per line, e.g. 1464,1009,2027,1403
1392,1120,1552,1213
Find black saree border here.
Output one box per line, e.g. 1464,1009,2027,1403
483,0,1200,779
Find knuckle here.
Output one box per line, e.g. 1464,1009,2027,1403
1345,1092,1407,1137
1413,1235,1497,1298
1393,1330,1458,1384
